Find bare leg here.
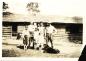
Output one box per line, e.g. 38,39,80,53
49,35,53,48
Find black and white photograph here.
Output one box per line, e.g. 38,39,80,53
2,0,83,59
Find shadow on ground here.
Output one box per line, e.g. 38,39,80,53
17,45,35,50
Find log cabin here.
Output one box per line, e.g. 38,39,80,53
2,14,83,43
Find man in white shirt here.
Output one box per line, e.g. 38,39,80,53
46,24,57,48
28,22,36,49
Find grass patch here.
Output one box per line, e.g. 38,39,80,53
2,49,18,57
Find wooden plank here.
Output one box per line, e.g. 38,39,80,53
2,26,12,38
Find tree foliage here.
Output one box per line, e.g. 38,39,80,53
27,2,40,15
72,16,82,20
3,2,9,10
3,2,13,16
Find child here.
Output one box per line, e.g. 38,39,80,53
23,35,28,51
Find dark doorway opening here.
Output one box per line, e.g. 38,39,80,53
12,25,17,36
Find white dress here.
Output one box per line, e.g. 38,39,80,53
38,27,46,45
34,30,39,43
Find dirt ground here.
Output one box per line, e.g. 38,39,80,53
2,39,82,58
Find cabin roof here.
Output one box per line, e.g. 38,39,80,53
3,14,83,24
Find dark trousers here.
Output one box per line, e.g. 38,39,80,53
29,37,35,48
46,33,53,48
23,35,28,45
23,35,28,50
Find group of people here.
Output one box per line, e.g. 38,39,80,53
17,22,57,51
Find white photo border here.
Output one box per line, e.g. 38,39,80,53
0,0,85,61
